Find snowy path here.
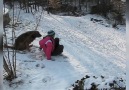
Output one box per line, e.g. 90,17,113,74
39,13,125,76
4,10,126,90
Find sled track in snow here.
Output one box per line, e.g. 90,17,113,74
43,14,125,76
47,14,125,61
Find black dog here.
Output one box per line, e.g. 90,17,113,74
4,31,42,51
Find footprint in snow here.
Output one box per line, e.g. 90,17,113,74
52,54,68,62
42,76,51,83
36,63,45,68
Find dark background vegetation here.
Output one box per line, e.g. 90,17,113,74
4,0,126,28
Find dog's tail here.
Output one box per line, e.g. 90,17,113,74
4,44,15,49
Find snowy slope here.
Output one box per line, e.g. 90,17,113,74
3,8,126,90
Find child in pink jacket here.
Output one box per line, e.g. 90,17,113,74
39,30,64,60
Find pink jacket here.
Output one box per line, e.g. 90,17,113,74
39,36,55,60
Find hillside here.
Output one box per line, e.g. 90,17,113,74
3,7,126,90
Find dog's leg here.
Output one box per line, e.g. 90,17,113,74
29,44,33,47
24,42,30,51
27,45,33,51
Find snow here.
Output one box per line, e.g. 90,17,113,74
126,13,129,90
3,7,126,90
3,7,9,15
121,0,126,2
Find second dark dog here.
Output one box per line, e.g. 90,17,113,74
4,31,42,51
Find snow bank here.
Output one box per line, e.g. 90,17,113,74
3,8,9,15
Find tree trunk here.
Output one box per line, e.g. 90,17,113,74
79,0,81,11
3,57,14,80
3,57,11,76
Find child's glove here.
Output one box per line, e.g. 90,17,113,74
39,47,42,51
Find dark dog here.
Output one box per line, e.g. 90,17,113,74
4,31,42,51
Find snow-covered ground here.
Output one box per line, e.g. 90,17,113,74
3,7,126,90
3,7,9,15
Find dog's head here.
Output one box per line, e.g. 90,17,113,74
32,31,42,38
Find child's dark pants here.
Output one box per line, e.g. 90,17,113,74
51,38,64,56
